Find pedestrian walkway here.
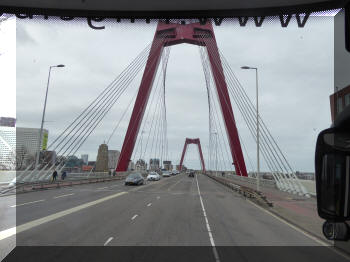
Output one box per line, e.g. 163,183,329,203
220,176,326,241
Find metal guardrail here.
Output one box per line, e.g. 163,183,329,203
205,173,273,207
0,170,152,196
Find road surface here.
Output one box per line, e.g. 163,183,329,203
1,173,348,262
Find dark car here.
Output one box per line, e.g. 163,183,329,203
188,172,195,177
125,173,144,186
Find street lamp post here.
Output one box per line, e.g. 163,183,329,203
35,64,65,169
241,66,260,192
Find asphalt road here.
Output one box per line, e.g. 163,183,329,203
1,173,349,262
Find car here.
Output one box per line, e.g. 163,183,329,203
162,171,171,177
188,172,195,178
147,172,160,181
125,173,144,185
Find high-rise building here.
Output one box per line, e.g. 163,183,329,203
0,117,16,127
0,126,48,170
16,127,48,156
128,161,135,171
95,144,109,172
135,159,147,171
149,158,160,170
163,160,172,171
81,154,89,165
108,150,120,170
0,126,16,170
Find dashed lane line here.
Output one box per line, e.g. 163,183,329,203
10,199,45,208
195,175,220,262
104,237,114,246
53,193,75,199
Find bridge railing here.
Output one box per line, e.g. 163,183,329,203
0,171,135,195
204,173,273,207
206,171,277,188
205,171,316,196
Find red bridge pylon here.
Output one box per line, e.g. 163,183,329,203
179,138,206,172
116,21,248,177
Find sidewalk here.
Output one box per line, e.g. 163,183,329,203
220,176,326,241
261,187,325,241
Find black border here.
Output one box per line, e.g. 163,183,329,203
0,0,349,18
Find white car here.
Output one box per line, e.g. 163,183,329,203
147,172,161,181
162,171,171,177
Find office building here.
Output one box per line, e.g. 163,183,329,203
0,126,16,169
0,117,16,127
0,126,48,170
135,159,147,171
163,160,172,171
108,150,120,170
95,144,109,172
149,158,160,170
81,154,89,165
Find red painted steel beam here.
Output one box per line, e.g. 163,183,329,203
116,31,164,171
179,138,206,172
179,139,189,171
116,21,247,177
204,24,248,177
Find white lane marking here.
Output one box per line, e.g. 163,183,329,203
195,175,220,262
53,193,75,199
10,199,45,208
131,214,138,220
0,227,16,241
147,203,152,207
248,200,329,246
97,187,109,190
0,191,128,241
104,237,114,246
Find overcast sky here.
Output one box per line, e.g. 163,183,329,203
10,16,336,172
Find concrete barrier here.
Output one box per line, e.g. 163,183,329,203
206,171,316,196
299,180,316,196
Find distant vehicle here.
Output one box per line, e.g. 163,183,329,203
188,171,195,178
125,173,144,185
162,171,171,177
147,172,161,181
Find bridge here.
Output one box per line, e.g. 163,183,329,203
1,20,347,261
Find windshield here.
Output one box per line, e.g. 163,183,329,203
1,9,350,262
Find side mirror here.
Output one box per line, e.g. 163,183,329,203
315,128,350,221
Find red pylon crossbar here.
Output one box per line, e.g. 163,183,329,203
116,21,248,177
